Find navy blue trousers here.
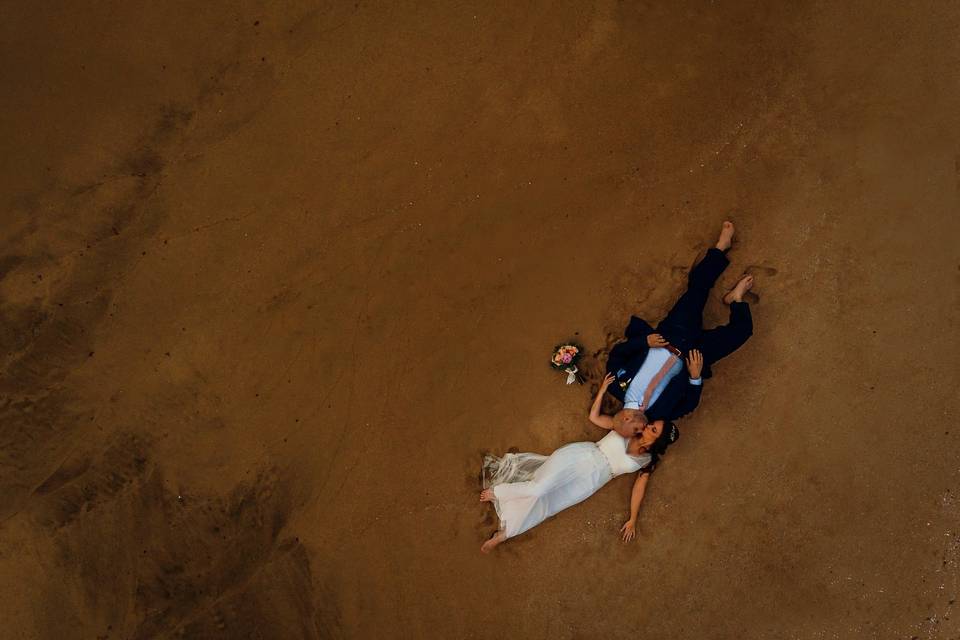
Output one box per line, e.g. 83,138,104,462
655,248,753,369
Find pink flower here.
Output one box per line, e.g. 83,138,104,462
561,353,572,364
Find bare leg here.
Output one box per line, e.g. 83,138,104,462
481,530,506,553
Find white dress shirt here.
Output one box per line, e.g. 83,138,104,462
622,347,701,410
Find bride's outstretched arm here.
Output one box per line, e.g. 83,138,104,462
589,374,615,429
620,472,650,542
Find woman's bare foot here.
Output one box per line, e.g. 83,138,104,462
481,531,506,553
480,489,495,502
723,274,754,304
715,221,735,251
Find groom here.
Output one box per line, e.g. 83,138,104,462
605,222,754,435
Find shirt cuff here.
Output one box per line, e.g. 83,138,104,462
624,401,641,410
688,377,702,386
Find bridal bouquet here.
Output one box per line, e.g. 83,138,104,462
550,343,584,385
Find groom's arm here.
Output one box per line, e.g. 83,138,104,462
624,315,656,339
607,336,648,376
671,380,703,419
672,349,704,419
608,316,657,375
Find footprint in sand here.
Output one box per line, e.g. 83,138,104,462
745,264,778,277
738,265,779,303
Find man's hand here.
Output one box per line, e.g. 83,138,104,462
646,333,668,348
686,349,704,379
620,520,637,542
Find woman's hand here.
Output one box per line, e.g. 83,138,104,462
620,520,637,542
590,374,616,429
599,373,615,391
646,333,668,348
686,349,703,379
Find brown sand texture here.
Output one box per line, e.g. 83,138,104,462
1,2,959,638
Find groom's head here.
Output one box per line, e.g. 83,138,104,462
613,408,648,435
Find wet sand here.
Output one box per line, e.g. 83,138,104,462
1,2,959,638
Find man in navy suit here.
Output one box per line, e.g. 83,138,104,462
605,222,754,437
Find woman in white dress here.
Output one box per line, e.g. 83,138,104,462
479,373,680,553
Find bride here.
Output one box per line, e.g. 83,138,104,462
479,373,680,552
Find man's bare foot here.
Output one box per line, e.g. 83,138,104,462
480,489,495,502
723,274,754,304
481,531,506,553
715,221,735,251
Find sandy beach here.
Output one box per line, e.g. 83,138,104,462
1,1,959,638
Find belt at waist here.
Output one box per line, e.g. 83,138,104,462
593,443,615,481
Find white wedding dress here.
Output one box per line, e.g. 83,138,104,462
483,431,651,539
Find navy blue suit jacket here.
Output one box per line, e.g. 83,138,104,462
605,315,704,421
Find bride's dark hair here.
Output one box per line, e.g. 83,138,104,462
647,421,679,471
